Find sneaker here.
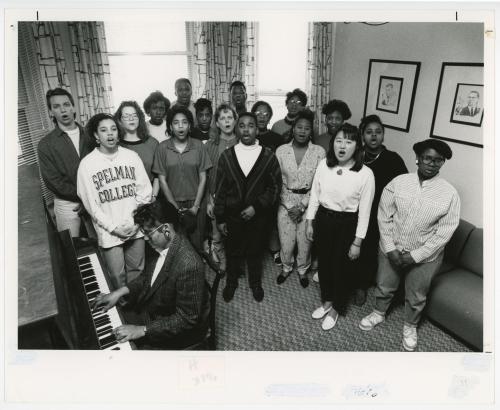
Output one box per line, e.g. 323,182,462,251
321,312,338,330
222,284,237,302
251,286,264,302
359,311,385,331
312,305,332,319
353,289,367,306
299,275,309,288
312,272,319,283
273,252,282,266
402,325,418,351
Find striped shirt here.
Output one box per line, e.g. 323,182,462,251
378,172,461,263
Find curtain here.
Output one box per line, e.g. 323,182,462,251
192,22,228,109
306,22,335,135
191,22,257,110
32,22,71,92
68,22,114,123
32,21,114,125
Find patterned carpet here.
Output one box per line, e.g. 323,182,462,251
206,253,472,352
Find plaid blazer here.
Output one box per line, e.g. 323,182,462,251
126,234,210,348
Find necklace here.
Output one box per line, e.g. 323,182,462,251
364,149,383,165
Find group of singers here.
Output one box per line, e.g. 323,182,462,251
37,78,460,351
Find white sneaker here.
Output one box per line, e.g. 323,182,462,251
321,313,338,330
312,305,332,319
312,272,319,283
402,325,418,351
359,311,385,331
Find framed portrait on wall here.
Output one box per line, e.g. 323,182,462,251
430,62,483,148
376,76,403,114
363,59,420,132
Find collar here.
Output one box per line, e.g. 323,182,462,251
157,247,169,257
166,136,195,153
54,122,83,137
284,116,296,125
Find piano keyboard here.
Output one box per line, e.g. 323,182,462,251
77,253,133,351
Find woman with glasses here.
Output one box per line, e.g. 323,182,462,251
314,99,352,154
152,106,212,252
114,101,160,202
353,115,408,306
77,113,152,289
275,109,325,288
271,88,308,139
305,123,375,331
360,139,460,352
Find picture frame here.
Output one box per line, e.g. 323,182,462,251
430,62,484,148
363,59,420,132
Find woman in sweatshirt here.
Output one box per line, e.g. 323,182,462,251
77,113,152,289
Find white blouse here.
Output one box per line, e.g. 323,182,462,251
306,159,375,239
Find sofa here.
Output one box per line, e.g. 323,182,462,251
425,219,483,350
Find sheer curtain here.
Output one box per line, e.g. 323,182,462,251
191,22,256,110
31,21,114,123
306,22,335,135
67,22,114,122
191,22,228,108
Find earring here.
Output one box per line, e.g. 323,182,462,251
415,160,419,165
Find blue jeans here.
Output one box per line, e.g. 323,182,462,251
373,250,443,326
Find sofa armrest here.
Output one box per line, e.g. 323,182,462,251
458,228,483,277
443,219,475,265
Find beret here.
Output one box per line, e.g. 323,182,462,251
413,139,452,160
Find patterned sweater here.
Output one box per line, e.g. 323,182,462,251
214,146,282,224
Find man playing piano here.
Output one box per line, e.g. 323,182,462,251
91,201,210,349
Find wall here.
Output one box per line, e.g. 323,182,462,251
331,22,484,226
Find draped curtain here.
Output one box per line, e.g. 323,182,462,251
67,22,114,123
192,22,228,109
32,21,114,124
306,22,335,135
191,22,256,110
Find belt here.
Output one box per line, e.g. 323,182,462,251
286,187,310,194
318,205,357,219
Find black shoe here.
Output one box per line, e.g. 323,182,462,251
273,252,282,266
354,289,367,306
251,286,264,302
299,275,309,288
222,285,237,302
276,273,289,285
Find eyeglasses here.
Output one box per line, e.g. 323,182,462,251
122,114,138,120
420,155,445,166
255,111,270,118
288,99,303,105
140,223,166,237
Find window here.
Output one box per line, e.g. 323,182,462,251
257,21,308,125
104,22,190,110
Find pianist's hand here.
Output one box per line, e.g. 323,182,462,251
91,291,120,312
114,325,145,342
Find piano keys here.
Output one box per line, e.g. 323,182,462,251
77,253,132,351
53,227,135,350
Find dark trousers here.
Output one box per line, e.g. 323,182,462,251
315,206,358,315
355,216,380,290
225,214,267,289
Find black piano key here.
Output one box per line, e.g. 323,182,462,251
112,347,120,350
79,262,92,270
99,334,117,347
95,317,111,327
83,276,96,285
79,256,90,264
86,290,100,299
81,269,95,279
96,325,112,337
84,282,99,292
101,335,119,349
